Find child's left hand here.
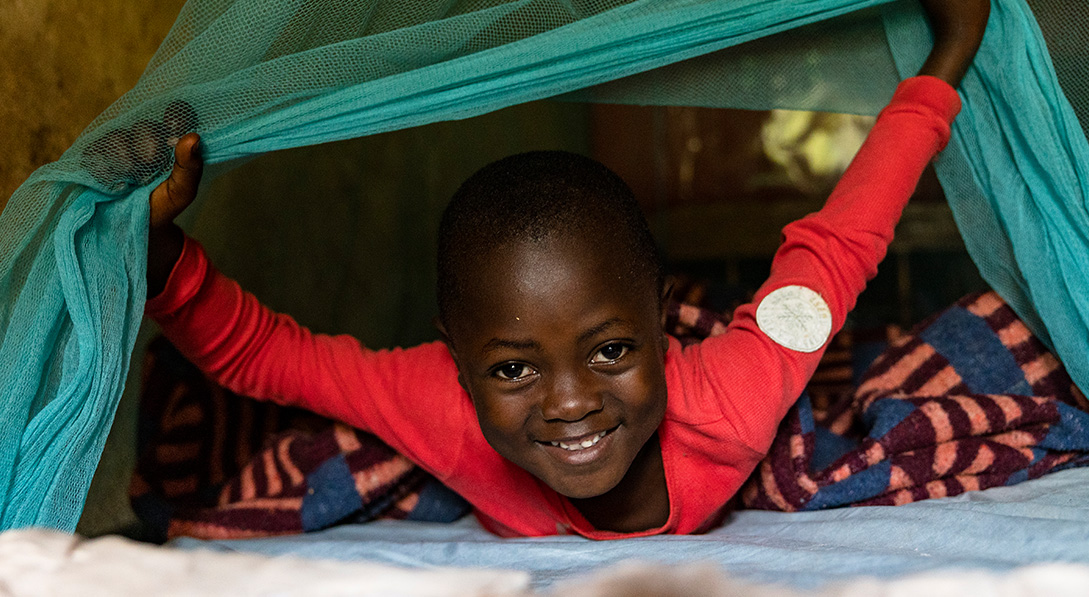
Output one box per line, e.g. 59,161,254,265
147,132,202,297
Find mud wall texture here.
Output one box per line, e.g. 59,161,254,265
0,0,187,210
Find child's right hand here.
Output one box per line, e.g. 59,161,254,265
147,133,203,297
916,0,990,87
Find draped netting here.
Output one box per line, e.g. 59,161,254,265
0,0,1086,531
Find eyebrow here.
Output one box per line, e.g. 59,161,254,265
479,319,628,355
577,318,625,345
481,338,541,355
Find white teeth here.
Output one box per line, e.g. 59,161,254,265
549,431,607,451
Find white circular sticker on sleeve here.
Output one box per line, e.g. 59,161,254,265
755,285,832,353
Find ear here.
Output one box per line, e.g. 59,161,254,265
659,275,676,308
434,316,470,393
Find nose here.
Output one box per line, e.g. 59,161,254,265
540,369,604,422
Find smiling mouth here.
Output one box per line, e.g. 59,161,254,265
549,430,608,452
537,427,619,467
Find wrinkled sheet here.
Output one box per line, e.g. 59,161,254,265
0,530,528,597
173,467,1089,590
5,529,1089,596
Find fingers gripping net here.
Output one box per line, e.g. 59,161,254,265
0,0,1086,531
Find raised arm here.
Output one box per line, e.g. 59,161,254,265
144,132,350,414
689,1,989,453
142,138,471,472
916,0,990,87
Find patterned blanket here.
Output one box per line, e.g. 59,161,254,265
131,291,1089,539
131,337,469,541
742,291,1089,511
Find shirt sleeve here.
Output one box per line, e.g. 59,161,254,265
676,76,962,454
144,237,471,473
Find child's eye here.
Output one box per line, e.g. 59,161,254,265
590,343,629,364
493,363,535,381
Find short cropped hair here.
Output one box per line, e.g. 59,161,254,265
437,150,664,325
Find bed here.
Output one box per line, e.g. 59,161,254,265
170,465,1089,590
5,466,1089,595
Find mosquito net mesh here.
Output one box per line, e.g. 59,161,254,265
0,0,1086,531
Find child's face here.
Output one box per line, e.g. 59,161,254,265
442,234,669,499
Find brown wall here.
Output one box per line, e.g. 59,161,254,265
0,0,187,212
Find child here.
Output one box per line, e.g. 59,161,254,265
145,0,990,538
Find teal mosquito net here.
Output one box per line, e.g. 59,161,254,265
1,0,1087,531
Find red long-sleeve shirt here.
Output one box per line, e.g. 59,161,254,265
147,76,960,538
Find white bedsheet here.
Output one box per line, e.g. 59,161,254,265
174,467,1089,591
7,467,1089,596
0,529,528,596
3,529,1089,596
